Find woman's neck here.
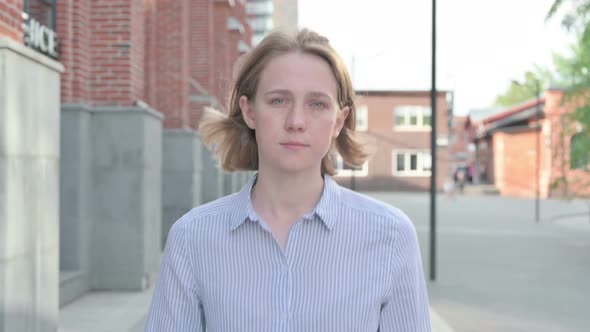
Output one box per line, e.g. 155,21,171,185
251,168,325,225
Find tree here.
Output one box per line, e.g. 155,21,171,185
494,67,557,107
546,0,590,43
548,0,590,173
547,1,590,218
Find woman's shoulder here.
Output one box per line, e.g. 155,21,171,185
171,194,238,231
337,187,414,230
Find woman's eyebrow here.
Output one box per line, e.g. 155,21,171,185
306,91,332,99
263,89,291,96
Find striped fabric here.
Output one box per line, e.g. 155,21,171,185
145,174,431,332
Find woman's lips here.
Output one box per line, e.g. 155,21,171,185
280,142,309,150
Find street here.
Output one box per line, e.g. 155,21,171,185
366,192,590,332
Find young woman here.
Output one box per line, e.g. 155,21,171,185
145,29,431,332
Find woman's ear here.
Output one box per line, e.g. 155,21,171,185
239,96,256,129
333,105,350,138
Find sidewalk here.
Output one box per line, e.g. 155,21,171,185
58,289,153,332
58,288,455,332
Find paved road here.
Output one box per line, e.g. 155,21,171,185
366,192,590,332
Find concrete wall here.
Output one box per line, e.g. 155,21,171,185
0,38,64,332
90,107,163,291
162,129,202,249
201,146,224,203
59,105,92,306
223,172,235,196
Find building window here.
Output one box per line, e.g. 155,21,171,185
393,151,432,176
393,105,432,131
570,133,589,170
24,0,56,30
246,1,273,15
335,154,368,177
249,17,273,32
23,0,58,59
356,105,368,131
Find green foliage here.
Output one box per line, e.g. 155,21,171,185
570,130,590,169
546,0,590,41
494,69,553,107
547,0,590,197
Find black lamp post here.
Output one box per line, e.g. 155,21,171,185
534,80,541,223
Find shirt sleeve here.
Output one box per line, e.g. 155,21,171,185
144,220,204,332
379,213,432,331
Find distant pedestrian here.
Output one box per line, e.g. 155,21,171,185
457,168,466,194
145,29,431,332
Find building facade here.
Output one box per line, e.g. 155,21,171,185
0,1,252,330
334,90,453,191
247,0,298,45
468,88,590,198
448,115,474,180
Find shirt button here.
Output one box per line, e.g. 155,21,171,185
282,312,289,321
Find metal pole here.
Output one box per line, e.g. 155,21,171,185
429,0,437,282
535,80,541,223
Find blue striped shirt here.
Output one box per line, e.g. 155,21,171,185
145,174,431,331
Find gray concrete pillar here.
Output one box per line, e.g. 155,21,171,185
223,172,235,196
162,129,202,249
0,37,64,332
201,147,223,203
59,105,92,306
89,107,162,291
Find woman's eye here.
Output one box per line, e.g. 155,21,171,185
270,98,286,105
310,102,326,109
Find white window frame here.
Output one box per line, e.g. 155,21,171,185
334,154,369,177
392,150,432,177
393,105,432,131
246,1,273,15
355,105,368,131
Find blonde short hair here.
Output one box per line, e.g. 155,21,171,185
199,29,367,176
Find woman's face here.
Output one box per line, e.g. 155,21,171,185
240,51,349,176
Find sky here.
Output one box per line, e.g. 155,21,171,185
297,0,575,115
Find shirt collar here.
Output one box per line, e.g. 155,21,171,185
229,173,342,231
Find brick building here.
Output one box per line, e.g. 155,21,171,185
55,0,251,126
247,0,298,45
0,0,252,330
468,88,590,198
448,115,475,180
334,90,453,191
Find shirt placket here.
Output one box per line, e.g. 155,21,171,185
278,218,304,332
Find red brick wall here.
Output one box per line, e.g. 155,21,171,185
90,0,146,106
144,0,157,107
186,0,251,129
50,0,251,126
493,130,538,197
0,0,24,43
191,0,215,93
449,116,470,162
545,89,590,197
188,0,215,129
57,0,91,104
130,0,146,103
476,137,493,183
213,0,232,109
230,1,248,70
155,0,191,128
